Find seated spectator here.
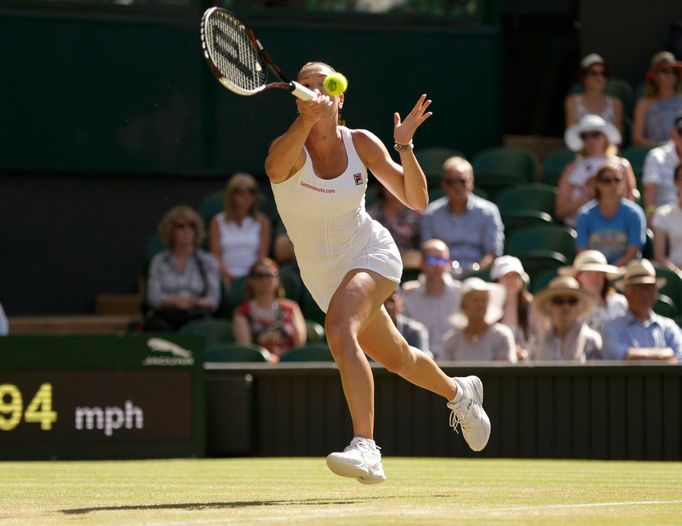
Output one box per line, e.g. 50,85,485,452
233,258,306,362
602,259,682,361
367,184,423,261
576,162,646,265
441,277,516,362
632,51,682,146
144,206,221,332
420,156,504,273
209,173,271,285
556,114,637,227
383,289,431,357
0,302,7,335
643,113,682,219
652,163,682,274
490,255,541,361
559,250,626,333
401,239,461,360
530,276,601,362
564,53,623,133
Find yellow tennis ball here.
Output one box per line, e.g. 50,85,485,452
323,72,348,96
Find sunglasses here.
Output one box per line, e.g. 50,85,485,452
173,222,194,229
425,255,449,266
597,177,622,185
587,69,606,77
251,271,278,279
657,67,675,75
443,177,467,186
552,296,578,306
233,187,256,195
580,131,603,140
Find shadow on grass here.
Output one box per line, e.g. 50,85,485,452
62,494,452,515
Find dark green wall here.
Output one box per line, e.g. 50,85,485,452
0,11,501,314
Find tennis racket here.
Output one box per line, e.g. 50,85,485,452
200,7,315,101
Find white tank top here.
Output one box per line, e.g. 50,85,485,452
271,127,375,275
215,213,261,278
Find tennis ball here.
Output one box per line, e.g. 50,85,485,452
323,72,348,96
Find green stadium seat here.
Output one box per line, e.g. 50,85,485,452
515,252,569,283
205,342,271,362
495,183,558,219
502,210,553,236
506,224,577,263
301,286,325,326
279,343,335,362
278,267,303,303
530,268,560,293
472,146,538,200
654,264,682,313
229,275,248,312
178,319,233,347
305,320,325,343
653,294,678,318
541,148,575,186
621,144,654,181
414,147,462,186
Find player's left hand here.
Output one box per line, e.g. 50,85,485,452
394,94,432,145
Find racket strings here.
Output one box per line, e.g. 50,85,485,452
207,14,265,91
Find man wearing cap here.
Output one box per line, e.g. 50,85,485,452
420,156,504,273
531,276,602,362
602,259,682,361
401,239,461,360
642,113,682,222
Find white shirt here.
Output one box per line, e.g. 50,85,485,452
643,140,680,207
215,213,261,278
400,273,461,359
652,203,682,265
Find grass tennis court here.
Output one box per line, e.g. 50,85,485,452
2,458,681,525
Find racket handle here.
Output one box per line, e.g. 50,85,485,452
290,81,316,101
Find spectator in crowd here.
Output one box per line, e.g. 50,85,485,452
144,206,221,332
209,173,271,286
643,113,682,219
602,259,682,361
652,162,682,275
490,255,539,361
556,114,637,227
401,239,461,360
233,257,306,362
441,277,516,362
530,276,601,362
632,51,682,146
564,53,623,133
420,156,504,273
383,289,431,357
559,250,626,333
0,302,8,335
367,184,423,259
575,162,646,265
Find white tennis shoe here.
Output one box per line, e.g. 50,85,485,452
448,375,491,452
326,437,386,484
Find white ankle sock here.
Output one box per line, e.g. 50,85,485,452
353,436,375,447
451,379,464,403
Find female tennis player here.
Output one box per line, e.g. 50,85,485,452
265,62,490,484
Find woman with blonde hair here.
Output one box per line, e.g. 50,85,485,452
632,51,682,146
145,205,221,332
233,258,307,362
555,114,636,227
209,173,271,285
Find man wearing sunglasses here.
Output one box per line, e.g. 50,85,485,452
420,156,504,274
643,113,682,222
401,239,462,360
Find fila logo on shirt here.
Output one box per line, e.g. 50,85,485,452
353,173,364,186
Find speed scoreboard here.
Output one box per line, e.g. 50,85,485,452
0,334,204,459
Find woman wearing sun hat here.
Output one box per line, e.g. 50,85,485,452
555,114,637,228
602,259,681,361
530,276,601,362
490,256,541,361
559,250,626,333
441,277,516,362
632,51,682,146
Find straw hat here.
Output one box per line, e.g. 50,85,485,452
490,255,530,284
559,250,623,281
533,276,595,318
564,114,622,152
451,277,506,327
615,259,666,290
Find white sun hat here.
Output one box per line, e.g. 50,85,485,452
490,255,530,284
564,114,621,152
